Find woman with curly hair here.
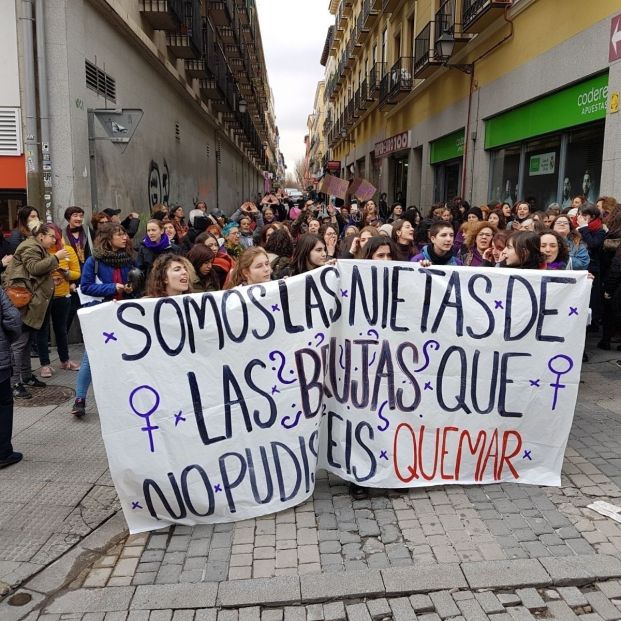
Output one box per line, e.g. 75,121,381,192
187,244,219,292
461,221,496,267
146,253,194,297
224,247,272,289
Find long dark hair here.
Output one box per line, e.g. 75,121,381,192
17,205,40,236
95,222,134,256
540,230,569,265
264,228,293,258
360,236,397,260
290,234,325,276
506,231,543,269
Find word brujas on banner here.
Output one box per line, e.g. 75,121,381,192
79,262,591,533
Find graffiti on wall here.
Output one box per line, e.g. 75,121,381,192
148,160,170,208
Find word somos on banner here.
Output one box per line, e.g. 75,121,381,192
79,261,591,533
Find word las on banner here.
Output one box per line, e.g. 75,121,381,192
78,262,591,533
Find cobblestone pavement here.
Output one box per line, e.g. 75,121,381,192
0,345,120,590
2,340,621,620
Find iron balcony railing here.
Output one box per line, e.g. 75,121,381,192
462,0,508,30
368,62,385,97
388,57,414,100
414,21,434,75
359,79,368,109
436,0,458,43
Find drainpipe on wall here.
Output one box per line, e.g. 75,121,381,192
35,0,53,222
20,0,41,209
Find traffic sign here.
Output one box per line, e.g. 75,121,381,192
610,13,621,63
93,109,143,144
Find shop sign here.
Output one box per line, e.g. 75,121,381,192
430,129,465,165
529,152,556,176
374,131,411,158
485,73,609,150
326,160,341,172
610,13,621,63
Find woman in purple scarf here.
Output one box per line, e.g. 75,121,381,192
137,219,179,279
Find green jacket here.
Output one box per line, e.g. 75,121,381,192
4,237,58,329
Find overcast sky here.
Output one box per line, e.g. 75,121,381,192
255,0,334,169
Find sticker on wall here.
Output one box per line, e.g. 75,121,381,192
529,152,556,176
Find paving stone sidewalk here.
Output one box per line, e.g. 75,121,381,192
2,343,621,621
0,345,119,590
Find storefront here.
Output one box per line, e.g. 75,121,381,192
375,131,411,205
0,154,27,233
430,129,465,204
486,72,608,209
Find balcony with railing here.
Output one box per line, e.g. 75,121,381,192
140,0,184,30
207,0,235,27
359,80,368,111
356,10,370,46
368,62,385,99
185,19,210,78
166,0,203,59
414,21,441,78
380,57,414,105
362,0,379,27
435,0,470,51
353,88,361,118
462,0,511,33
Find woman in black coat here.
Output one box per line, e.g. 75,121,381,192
0,289,24,468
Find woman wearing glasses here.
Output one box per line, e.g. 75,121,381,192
70,223,136,418
4,222,69,399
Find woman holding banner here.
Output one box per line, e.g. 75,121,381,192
412,222,462,267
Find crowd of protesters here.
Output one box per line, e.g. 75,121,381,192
0,189,620,469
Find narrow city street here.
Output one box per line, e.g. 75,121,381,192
1,338,621,621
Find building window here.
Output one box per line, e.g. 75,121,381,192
85,60,116,102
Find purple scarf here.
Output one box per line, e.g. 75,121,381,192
142,235,171,252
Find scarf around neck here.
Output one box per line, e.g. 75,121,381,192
425,244,455,265
91,247,134,268
142,235,171,252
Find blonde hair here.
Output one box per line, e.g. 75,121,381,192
224,247,270,289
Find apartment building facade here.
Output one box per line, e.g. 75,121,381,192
322,0,621,212
1,0,281,228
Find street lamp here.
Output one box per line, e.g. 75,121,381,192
435,32,473,74
238,98,247,114
340,129,355,145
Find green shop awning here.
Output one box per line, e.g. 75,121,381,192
485,72,608,150
430,128,465,165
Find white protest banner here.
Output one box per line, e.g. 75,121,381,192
79,262,590,533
